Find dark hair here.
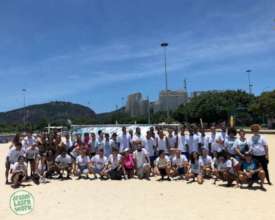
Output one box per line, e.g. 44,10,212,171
227,127,237,136
190,152,199,164
158,150,165,156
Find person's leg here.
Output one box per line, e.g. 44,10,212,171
30,160,36,176
143,164,151,179
260,156,271,184
5,160,10,184
258,170,266,188
197,174,204,184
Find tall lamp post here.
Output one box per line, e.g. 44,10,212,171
161,42,169,121
22,89,27,131
246,70,253,94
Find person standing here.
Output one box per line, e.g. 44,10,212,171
248,124,271,185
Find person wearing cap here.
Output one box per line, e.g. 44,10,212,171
239,152,266,189
248,124,271,185
90,148,108,179
133,140,151,180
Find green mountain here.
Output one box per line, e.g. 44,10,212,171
0,101,96,128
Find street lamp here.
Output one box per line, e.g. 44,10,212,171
161,42,169,121
161,42,169,91
22,89,27,130
246,70,253,94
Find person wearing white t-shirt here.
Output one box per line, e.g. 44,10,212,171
25,144,40,177
167,129,177,150
178,127,188,158
11,155,27,188
118,126,131,153
186,152,203,184
234,129,249,161
248,124,271,185
55,152,73,179
156,130,168,154
5,142,25,184
186,128,200,154
199,149,214,177
76,150,91,179
144,131,156,167
108,148,123,180
224,127,237,156
171,149,188,179
133,141,150,179
207,126,223,155
132,127,146,150
91,148,108,179
154,150,171,181
22,132,36,152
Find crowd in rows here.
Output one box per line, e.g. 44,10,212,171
5,124,271,189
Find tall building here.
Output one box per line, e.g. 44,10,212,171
153,90,188,113
125,93,149,117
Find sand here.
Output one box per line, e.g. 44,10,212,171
1,134,275,220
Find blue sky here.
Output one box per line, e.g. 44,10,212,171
0,0,275,113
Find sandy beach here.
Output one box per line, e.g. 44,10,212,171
1,134,275,220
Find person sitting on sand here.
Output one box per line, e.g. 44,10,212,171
55,151,73,180
121,148,135,179
171,149,188,179
108,147,123,180
5,142,25,184
239,152,266,189
90,148,108,179
154,150,171,181
133,141,151,180
199,149,214,178
76,149,91,179
11,155,27,188
186,152,203,184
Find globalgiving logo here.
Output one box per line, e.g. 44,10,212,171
10,190,34,215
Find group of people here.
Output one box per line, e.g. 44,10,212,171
5,124,271,189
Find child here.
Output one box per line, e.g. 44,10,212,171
199,149,214,178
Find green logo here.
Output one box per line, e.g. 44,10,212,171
10,190,34,215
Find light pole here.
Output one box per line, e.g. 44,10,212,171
22,89,27,130
161,42,169,121
161,42,169,91
246,70,253,94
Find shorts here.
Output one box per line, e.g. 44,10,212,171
149,156,157,166
27,158,35,163
159,168,167,176
177,167,185,175
5,160,10,169
181,152,189,160
78,166,89,174
93,167,104,174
